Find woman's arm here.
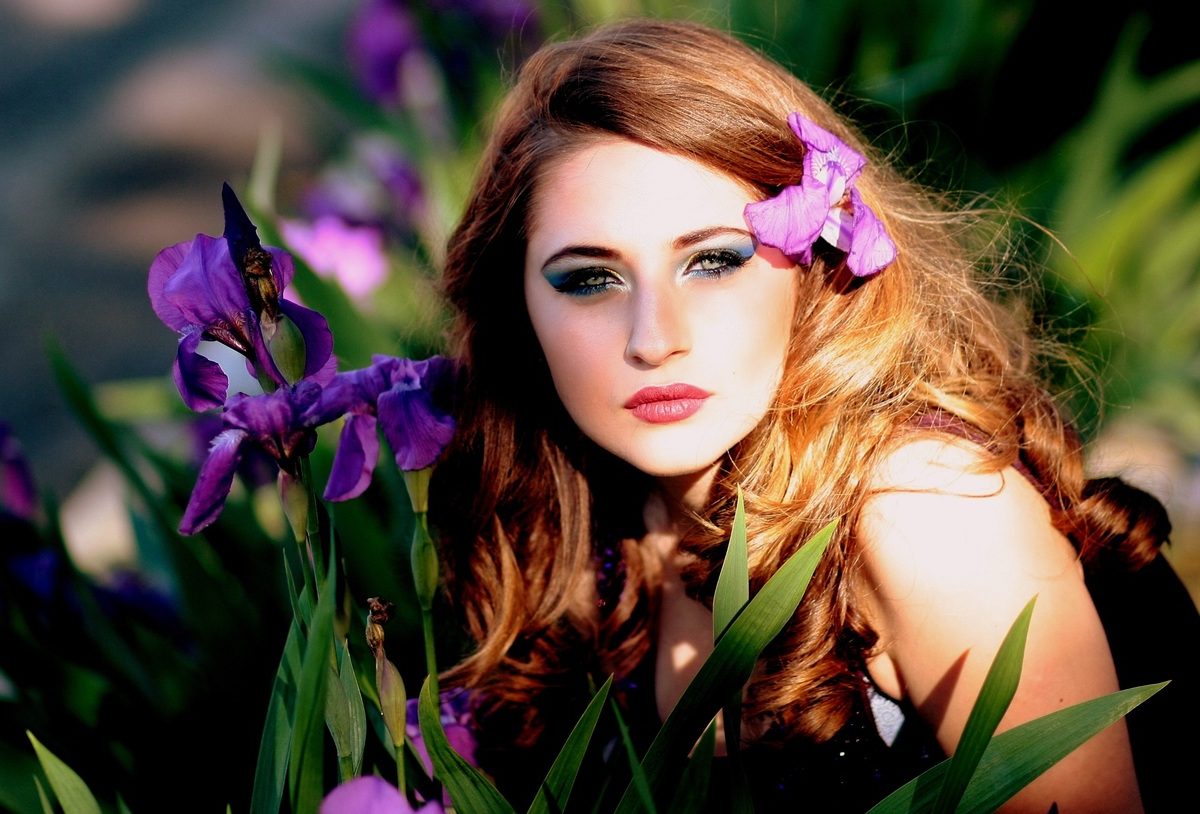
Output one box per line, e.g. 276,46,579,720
857,438,1142,814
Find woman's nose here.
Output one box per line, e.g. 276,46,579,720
624,285,691,366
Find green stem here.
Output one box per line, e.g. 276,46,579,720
300,456,326,582
337,754,354,783
422,611,439,698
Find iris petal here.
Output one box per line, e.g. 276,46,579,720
324,413,380,501
174,330,229,412
179,429,246,534
378,383,455,471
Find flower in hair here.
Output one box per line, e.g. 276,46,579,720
744,113,897,277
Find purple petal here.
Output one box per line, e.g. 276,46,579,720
303,359,395,427
324,413,380,501
148,240,196,331
846,190,898,277
154,235,250,331
279,298,336,384
320,776,424,814
173,330,229,412
744,180,828,262
347,0,420,104
1,423,37,520
180,429,246,534
377,384,456,471
404,690,479,788
790,113,865,190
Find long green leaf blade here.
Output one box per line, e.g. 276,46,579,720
614,520,837,813
868,682,1167,814
25,732,101,814
665,720,716,814
528,676,614,814
931,596,1037,813
250,618,303,814
418,676,516,813
289,555,338,813
711,489,752,813
610,700,657,814
713,487,748,641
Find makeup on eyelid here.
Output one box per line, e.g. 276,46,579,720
540,239,757,296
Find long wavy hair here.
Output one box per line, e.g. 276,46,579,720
428,17,1168,755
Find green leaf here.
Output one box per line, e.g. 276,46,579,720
931,596,1037,814
610,701,657,814
712,487,749,641
418,676,516,813
325,638,368,778
25,732,101,814
250,617,303,814
614,520,838,813
527,676,614,814
665,721,716,814
710,488,752,813
289,555,339,813
868,682,1167,814
34,777,53,814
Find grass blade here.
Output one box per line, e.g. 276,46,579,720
931,596,1037,813
665,721,716,814
25,732,101,814
712,487,748,641
418,676,516,813
288,555,338,813
250,618,303,814
527,676,614,814
614,520,837,813
868,682,1167,814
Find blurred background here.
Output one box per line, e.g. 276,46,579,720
0,0,1197,811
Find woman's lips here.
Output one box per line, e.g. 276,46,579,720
624,384,711,424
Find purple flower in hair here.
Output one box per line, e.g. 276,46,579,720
744,113,897,277
148,185,335,411
304,355,456,501
179,380,322,535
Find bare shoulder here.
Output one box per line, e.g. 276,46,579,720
855,436,1141,813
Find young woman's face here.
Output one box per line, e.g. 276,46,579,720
524,139,798,481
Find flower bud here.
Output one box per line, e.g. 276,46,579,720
402,467,431,515
267,312,308,384
410,521,438,612
278,470,309,544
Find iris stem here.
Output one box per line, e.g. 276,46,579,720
299,456,326,587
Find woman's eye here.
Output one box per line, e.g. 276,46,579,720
686,248,751,279
548,268,620,297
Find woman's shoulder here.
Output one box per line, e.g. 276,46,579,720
853,436,1141,812
858,434,1078,590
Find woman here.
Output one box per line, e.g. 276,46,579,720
426,17,1197,812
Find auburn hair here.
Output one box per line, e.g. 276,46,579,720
428,17,1168,752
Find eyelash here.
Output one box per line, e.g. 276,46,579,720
549,248,752,297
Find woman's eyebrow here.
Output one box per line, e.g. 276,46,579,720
540,245,619,271
540,226,752,271
672,226,753,250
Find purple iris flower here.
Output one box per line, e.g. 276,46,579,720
405,688,478,779
179,380,321,535
1,422,37,520
304,355,455,502
148,185,335,411
744,113,897,277
320,775,442,814
347,0,421,106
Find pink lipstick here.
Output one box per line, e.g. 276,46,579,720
624,384,710,424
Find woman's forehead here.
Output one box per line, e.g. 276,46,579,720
525,138,757,260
